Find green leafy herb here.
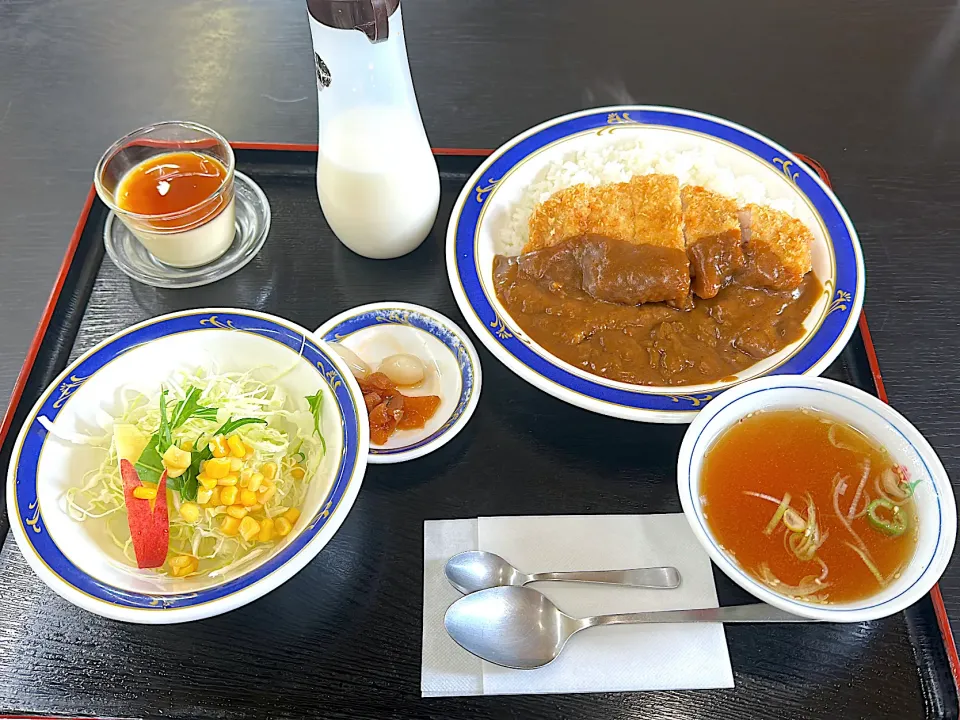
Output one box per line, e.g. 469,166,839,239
169,386,218,427
134,435,167,485
158,388,172,449
178,473,199,503
135,389,171,484
215,417,267,436
305,390,327,455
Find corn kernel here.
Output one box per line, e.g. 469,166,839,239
204,457,231,479
170,556,198,577
207,487,222,507
209,435,229,458
275,517,293,537
247,472,264,492
220,486,238,506
217,474,239,487
258,517,275,542
211,436,229,458
239,516,261,542
230,457,243,472
259,485,276,504
243,442,255,459
181,440,194,452
133,485,157,500
196,488,213,505
170,563,188,577
179,502,200,523
240,489,258,507
227,435,246,458
198,474,218,490
283,507,301,525
220,515,241,536
226,505,248,519
291,465,306,481
261,462,278,481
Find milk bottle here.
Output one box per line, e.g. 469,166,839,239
307,0,440,259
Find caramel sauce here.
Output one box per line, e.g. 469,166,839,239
115,152,228,229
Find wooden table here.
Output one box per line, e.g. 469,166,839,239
0,1,958,717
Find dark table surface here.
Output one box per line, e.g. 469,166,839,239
1,0,960,717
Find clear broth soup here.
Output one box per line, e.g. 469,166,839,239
700,409,920,604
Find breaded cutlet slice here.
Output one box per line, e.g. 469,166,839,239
523,174,684,254
584,183,635,243
737,204,814,291
627,174,685,252
525,183,594,253
681,185,741,246
681,185,744,298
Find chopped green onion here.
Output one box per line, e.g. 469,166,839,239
782,508,806,533
866,498,908,537
764,493,791,536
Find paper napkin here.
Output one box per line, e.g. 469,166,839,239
421,514,733,697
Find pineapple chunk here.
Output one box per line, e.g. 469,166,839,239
162,445,191,477
114,424,148,465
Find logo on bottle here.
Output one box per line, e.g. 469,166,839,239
315,53,331,90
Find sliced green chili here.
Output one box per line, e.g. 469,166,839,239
866,497,908,537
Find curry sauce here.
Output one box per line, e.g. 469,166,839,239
493,235,822,387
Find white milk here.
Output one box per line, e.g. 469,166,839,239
308,3,439,259
317,107,440,259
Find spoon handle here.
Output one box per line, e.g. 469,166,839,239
528,566,681,589
586,603,812,627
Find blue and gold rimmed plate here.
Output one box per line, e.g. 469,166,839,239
315,303,482,464
446,106,865,423
5,308,369,624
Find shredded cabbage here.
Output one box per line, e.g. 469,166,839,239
64,367,325,578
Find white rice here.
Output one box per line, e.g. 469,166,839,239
499,140,802,256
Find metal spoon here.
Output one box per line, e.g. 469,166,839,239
444,585,811,669
444,551,681,594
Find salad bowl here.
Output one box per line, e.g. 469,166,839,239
6,308,369,623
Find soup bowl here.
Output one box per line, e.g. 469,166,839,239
677,375,956,621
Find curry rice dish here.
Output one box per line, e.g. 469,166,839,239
493,173,820,387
